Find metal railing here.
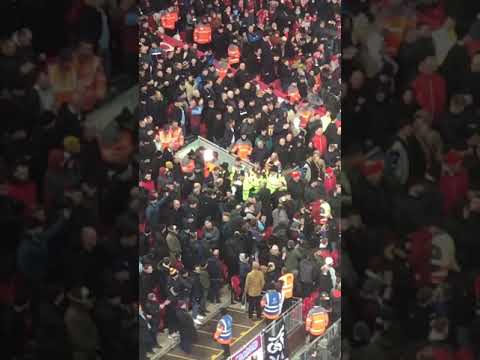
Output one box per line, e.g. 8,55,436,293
262,297,304,338
228,298,303,360
293,319,341,360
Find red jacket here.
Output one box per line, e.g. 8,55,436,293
408,228,433,287
140,180,155,193
433,347,452,360
439,169,469,215
454,349,474,360
412,72,446,121
324,169,337,195
8,182,37,216
416,0,446,30
312,134,328,156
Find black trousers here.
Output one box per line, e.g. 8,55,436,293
247,295,262,318
180,334,193,354
222,344,231,360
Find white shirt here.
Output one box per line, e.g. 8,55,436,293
34,85,55,113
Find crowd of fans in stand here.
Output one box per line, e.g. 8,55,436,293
341,0,480,359
0,1,140,359
138,0,341,358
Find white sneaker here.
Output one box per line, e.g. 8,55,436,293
168,333,180,340
194,319,203,326
197,315,205,320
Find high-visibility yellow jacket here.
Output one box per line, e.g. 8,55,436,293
266,173,287,194
242,171,263,201
278,273,294,299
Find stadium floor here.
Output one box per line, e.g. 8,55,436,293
159,306,266,360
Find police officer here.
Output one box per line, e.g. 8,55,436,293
266,166,285,193
214,308,233,360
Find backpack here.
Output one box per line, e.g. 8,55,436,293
299,259,314,284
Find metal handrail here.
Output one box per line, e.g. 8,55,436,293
228,297,304,360
262,297,303,336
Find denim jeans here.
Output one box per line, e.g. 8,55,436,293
209,279,222,303
192,298,201,319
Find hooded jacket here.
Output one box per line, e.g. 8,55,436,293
439,167,469,215
412,71,446,121
17,217,67,282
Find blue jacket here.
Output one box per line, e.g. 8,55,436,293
17,217,66,281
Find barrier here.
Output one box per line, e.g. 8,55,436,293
292,319,341,360
262,297,304,338
85,85,138,131
229,298,303,360
174,136,254,171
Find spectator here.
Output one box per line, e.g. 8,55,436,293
244,261,265,320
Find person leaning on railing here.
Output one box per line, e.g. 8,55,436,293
261,282,284,325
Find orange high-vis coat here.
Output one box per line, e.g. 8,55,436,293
306,308,329,336
232,142,252,160
382,15,414,57
279,273,294,299
181,159,195,174
161,11,178,30
168,127,184,151
193,24,212,44
288,86,301,103
228,45,241,65
299,108,313,128
158,129,172,150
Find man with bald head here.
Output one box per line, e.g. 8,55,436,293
65,226,106,293
207,248,224,303
81,226,98,252
244,261,265,320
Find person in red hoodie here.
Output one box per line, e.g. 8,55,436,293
311,127,328,156
140,172,156,193
412,55,447,123
439,150,469,216
324,167,337,195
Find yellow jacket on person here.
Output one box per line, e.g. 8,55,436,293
266,173,287,194
278,273,294,299
244,269,265,297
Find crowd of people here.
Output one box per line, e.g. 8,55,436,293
341,0,480,359
0,1,140,360
138,0,341,358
